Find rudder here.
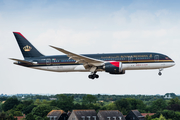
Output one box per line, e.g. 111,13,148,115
13,32,44,58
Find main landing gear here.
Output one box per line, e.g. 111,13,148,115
158,68,163,76
88,72,99,79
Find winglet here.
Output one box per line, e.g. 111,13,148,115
50,45,60,49
49,45,55,48
49,45,65,51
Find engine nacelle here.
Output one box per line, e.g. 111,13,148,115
104,62,125,74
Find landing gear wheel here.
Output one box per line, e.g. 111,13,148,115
88,75,92,79
95,74,99,78
158,68,163,76
88,75,95,79
158,72,162,76
88,72,99,79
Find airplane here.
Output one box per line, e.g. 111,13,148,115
10,32,175,79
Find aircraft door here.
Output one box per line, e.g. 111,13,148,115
154,55,159,62
46,58,51,65
128,56,133,62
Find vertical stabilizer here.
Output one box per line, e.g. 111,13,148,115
13,32,44,58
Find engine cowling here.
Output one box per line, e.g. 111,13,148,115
104,62,125,74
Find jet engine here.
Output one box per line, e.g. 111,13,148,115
103,62,125,74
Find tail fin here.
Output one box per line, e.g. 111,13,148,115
13,32,44,58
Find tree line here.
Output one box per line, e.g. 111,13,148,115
0,94,180,120
1,93,178,102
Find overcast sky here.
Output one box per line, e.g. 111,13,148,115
0,0,180,95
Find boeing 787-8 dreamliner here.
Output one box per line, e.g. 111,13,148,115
10,32,175,79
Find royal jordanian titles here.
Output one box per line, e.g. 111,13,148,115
10,32,175,79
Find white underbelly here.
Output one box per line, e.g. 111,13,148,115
31,62,174,72
123,62,175,70
32,65,89,72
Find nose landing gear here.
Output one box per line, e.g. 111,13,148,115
158,68,163,76
158,72,162,76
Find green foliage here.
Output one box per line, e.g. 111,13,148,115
43,116,50,120
115,98,131,115
8,109,23,116
81,95,100,111
2,97,20,111
51,106,61,110
114,98,147,115
2,93,180,120
14,104,24,111
50,100,57,106
151,114,172,120
34,115,43,120
0,111,7,120
128,98,146,112
174,111,180,119
82,95,97,105
22,104,37,115
145,114,152,120
103,103,117,110
34,99,41,106
22,100,33,107
34,99,51,106
32,104,52,118
42,100,50,105
152,110,180,120
150,99,167,113
26,113,35,120
0,111,15,120
14,111,23,116
168,97,180,106
167,104,180,111
56,94,74,112
88,103,101,111
73,103,84,109
10,93,180,103
6,113,15,120
0,97,8,102
0,102,2,112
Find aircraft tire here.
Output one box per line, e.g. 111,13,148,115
88,74,98,79
88,75,95,79
158,72,162,76
88,75,92,79
95,75,99,78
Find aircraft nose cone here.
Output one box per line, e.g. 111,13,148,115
172,61,175,66
170,61,175,67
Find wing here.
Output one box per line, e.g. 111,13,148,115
49,45,104,69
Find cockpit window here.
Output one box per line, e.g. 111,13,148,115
165,57,170,60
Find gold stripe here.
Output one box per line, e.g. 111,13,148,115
35,60,173,65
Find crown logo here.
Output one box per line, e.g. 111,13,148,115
23,45,32,51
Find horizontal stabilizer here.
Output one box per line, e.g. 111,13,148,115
9,58,33,65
